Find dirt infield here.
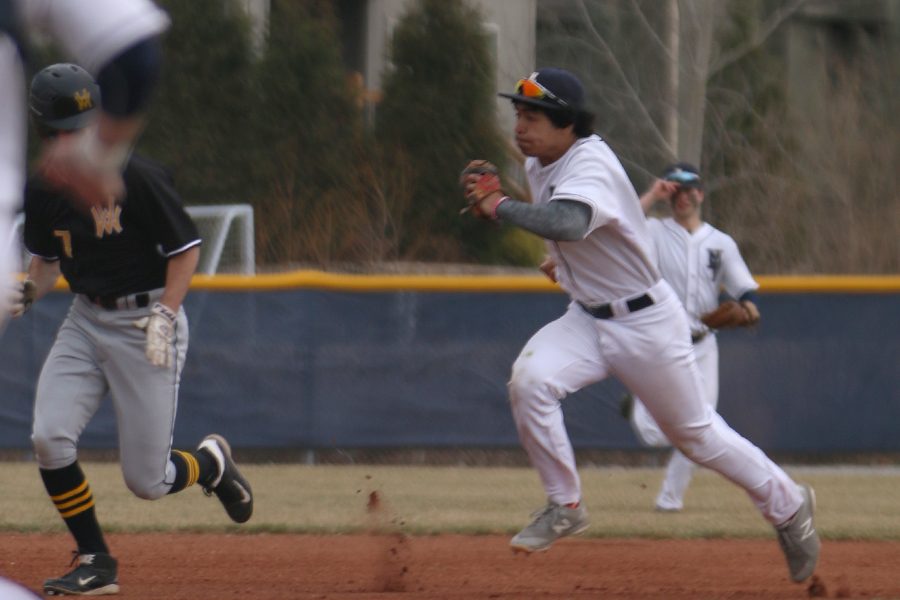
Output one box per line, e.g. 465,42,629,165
2,533,899,599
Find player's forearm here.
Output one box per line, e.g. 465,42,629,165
496,199,591,241
639,180,678,214
96,36,161,141
639,191,658,214
160,246,199,312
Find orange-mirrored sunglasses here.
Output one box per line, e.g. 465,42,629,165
515,76,568,107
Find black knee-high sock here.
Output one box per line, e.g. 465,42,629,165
168,449,217,494
40,462,108,555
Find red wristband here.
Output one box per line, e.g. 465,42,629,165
491,195,510,220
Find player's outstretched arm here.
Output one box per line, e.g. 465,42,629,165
495,199,591,241
458,158,590,241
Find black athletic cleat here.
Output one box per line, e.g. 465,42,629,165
198,434,253,523
44,552,119,596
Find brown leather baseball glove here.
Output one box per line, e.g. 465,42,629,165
459,160,506,219
700,300,760,329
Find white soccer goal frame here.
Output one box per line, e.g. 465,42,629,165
187,204,255,274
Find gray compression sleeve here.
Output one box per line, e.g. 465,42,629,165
495,198,591,241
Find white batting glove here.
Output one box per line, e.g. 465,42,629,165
10,280,37,318
133,302,177,368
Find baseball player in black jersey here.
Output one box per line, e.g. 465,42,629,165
1,0,170,329
10,63,254,597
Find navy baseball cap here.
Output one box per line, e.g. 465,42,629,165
662,162,703,189
499,67,585,112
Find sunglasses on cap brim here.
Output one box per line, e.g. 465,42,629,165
663,171,702,187
515,76,569,107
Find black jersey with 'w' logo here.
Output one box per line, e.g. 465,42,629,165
23,153,201,298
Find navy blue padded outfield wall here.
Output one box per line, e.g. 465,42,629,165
1,273,898,453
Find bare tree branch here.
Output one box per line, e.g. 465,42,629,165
574,0,675,157
707,0,808,77
628,0,677,62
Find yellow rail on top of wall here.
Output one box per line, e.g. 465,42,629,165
47,271,900,294
189,272,900,293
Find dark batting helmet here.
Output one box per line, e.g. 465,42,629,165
29,63,100,136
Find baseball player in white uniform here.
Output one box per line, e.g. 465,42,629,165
625,162,762,512
460,67,819,583
1,0,166,326
0,577,40,600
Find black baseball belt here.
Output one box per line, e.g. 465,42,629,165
86,292,151,311
578,293,654,320
579,292,711,345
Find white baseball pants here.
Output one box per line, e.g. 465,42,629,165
630,333,719,510
508,279,802,525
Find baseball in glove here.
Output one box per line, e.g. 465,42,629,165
459,160,508,219
700,299,760,329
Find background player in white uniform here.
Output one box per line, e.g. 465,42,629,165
11,63,253,597
460,67,819,583
624,162,762,512
0,0,167,326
